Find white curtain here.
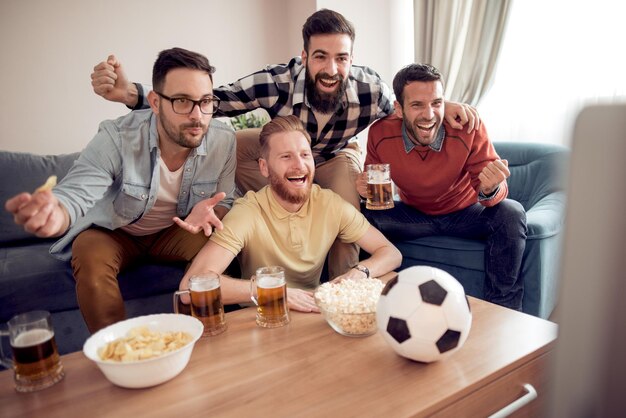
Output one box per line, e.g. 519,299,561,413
413,0,512,105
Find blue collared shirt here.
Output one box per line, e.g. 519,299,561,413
401,122,446,153
50,109,237,260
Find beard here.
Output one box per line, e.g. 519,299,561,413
268,167,313,205
158,106,208,149
305,65,347,114
403,110,441,147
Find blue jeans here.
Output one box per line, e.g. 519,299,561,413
363,199,527,310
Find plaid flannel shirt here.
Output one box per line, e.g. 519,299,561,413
136,57,394,165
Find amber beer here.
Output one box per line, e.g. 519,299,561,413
251,266,290,328
12,329,63,386
174,273,227,336
366,181,394,210
0,311,65,392
190,278,226,336
366,163,394,210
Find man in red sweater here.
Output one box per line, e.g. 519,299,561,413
356,64,527,310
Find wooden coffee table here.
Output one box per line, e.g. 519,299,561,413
0,297,557,417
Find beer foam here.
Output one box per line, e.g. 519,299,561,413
13,329,54,348
257,275,284,289
189,277,220,292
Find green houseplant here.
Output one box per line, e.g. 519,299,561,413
230,113,268,130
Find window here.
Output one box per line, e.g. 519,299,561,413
478,0,626,146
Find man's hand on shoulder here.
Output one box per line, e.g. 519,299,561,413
444,101,481,133
91,54,138,107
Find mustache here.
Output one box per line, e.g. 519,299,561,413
181,122,205,129
286,170,312,178
315,72,342,83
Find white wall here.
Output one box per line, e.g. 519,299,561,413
0,0,290,154
0,0,407,154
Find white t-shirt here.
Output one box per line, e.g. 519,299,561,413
121,157,183,236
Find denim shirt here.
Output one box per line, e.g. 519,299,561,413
50,109,237,260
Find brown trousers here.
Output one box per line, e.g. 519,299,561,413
235,129,363,279
71,225,208,333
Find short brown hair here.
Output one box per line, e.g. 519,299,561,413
152,47,215,92
393,64,444,106
259,116,312,158
302,9,355,53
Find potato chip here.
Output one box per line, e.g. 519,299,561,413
97,326,193,362
35,175,57,193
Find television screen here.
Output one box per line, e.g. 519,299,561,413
547,103,626,417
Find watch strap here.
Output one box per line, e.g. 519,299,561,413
353,264,370,278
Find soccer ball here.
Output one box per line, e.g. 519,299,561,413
376,266,472,363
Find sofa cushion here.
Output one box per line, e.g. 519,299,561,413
0,151,80,245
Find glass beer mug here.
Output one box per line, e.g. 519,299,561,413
174,272,227,336
365,163,394,210
250,266,290,328
0,310,65,392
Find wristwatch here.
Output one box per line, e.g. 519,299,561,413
353,264,370,278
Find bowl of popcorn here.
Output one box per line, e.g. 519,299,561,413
314,278,385,337
83,314,204,388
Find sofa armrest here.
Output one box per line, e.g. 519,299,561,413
525,191,567,240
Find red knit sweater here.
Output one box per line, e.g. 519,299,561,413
365,115,507,215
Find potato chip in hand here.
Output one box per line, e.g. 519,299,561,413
35,175,57,193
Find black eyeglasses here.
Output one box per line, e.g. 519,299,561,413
155,92,221,115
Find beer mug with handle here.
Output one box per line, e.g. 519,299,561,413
174,272,227,336
0,310,65,392
366,163,394,210
250,266,290,328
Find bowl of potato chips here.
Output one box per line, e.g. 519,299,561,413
83,314,203,388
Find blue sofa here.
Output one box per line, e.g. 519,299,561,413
0,151,187,356
0,141,568,359
392,142,569,319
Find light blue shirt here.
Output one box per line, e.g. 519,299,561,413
50,109,237,260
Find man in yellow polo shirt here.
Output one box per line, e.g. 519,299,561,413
180,115,402,312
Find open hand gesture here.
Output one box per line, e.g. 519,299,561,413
173,192,226,237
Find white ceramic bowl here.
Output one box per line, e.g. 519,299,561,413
83,314,203,389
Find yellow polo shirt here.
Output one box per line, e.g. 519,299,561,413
210,185,370,289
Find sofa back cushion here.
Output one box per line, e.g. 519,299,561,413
494,142,570,210
0,151,80,245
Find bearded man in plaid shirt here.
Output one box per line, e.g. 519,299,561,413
90,9,479,280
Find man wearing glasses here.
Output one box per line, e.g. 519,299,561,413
4,48,236,333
